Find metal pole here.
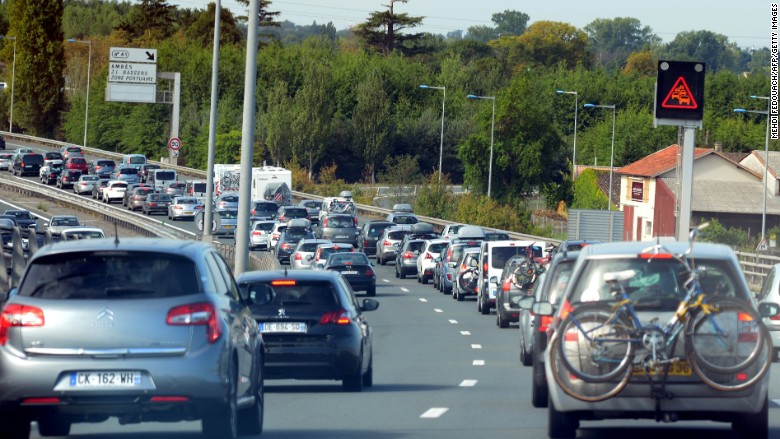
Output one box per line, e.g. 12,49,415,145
8,37,15,133
234,0,259,275
203,0,221,242
608,106,615,210
488,98,495,198
763,98,771,243
84,41,91,148
572,93,578,178
438,87,445,182
677,125,696,240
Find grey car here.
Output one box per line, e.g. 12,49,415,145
45,215,81,236
126,186,156,211
394,239,426,279
0,238,264,439
167,196,203,221
298,199,322,224
375,226,412,265
317,214,360,247
215,193,239,210
215,209,238,237
73,174,100,195
290,238,331,269
142,193,173,215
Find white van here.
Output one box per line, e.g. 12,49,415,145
148,169,178,192
121,153,147,170
476,240,542,315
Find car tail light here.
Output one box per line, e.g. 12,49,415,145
364,240,370,247
150,396,190,403
447,248,453,259
539,316,553,332
365,267,374,276
174,205,183,210
447,273,452,280
639,252,673,259
272,232,280,240
736,372,748,381
149,203,157,207
166,302,220,344
353,217,358,226
22,397,61,405
503,278,511,292
294,253,302,261
424,252,433,260
323,218,328,227
320,310,351,325
251,209,256,215
279,214,286,221
383,240,391,247
0,304,45,345
460,263,466,271
483,263,488,272
403,251,415,259
281,242,291,250
272,279,296,286
195,205,203,210
252,231,262,236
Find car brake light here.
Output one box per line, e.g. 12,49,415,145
424,252,433,260
483,263,488,272
294,253,302,261
174,205,183,210
166,303,220,343
503,278,511,292
281,243,291,250
320,310,351,325
353,217,358,226
460,263,466,271
539,316,553,332
272,280,296,286
639,253,674,259
384,240,391,247
22,397,61,405
251,231,262,236
0,304,45,345
365,267,374,276
323,218,328,227
150,396,190,403
403,251,415,259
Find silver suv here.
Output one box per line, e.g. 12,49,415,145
0,238,265,438
536,240,775,438
375,226,412,265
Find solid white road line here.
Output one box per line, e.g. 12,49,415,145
459,380,478,387
471,344,482,349
460,331,471,336
473,360,485,366
434,308,443,313
401,287,409,292
420,408,449,418
449,319,458,324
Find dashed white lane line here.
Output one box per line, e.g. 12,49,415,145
471,344,482,349
420,408,449,418
434,309,443,313
449,319,458,324
382,279,390,283
473,360,485,366
419,298,428,302
460,380,478,387
401,287,409,292
460,331,471,336
772,399,780,407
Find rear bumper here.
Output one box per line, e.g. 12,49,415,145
263,334,362,380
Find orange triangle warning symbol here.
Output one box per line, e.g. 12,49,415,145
661,76,698,109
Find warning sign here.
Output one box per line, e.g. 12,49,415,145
661,77,698,109
757,238,768,252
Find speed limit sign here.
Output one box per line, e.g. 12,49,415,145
168,137,181,151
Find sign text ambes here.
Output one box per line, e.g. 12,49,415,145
109,62,157,84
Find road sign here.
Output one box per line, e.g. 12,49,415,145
757,238,768,252
168,137,181,150
109,47,157,64
106,83,156,103
654,60,705,123
109,62,157,84
171,150,180,158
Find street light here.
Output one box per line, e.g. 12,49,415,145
556,89,578,177
735,95,771,245
584,103,616,210
67,39,91,148
467,94,496,197
420,84,446,182
0,36,16,133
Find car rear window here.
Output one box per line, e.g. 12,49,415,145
367,224,392,237
406,241,425,252
97,160,115,166
218,210,238,219
285,229,310,239
387,230,409,240
244,280,339,309
19,252,199,299
253,222,276,231
70,158,86,164
328,253,369,266
128,156,146,164
428,242,448,254
299,242,321,252
319,247,352,259
254,203,277,213
155,171,176,180
544,260,576,305
491,246,529,269
393,215,418,224
220,195,238,202
326,216,354,228
570,257,740,311
119,168,138,175
22,154,43,164
485,232,511,241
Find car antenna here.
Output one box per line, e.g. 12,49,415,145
113,221,119,246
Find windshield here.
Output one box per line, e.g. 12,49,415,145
155,171,176,180
327,253,369,266
128,156,146,164
119,168,138,175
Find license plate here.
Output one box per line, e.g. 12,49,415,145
633,360,692,376
342,270,358,275
336,235,348,239
70,371,141,388
184,211,193,215
260,322,307,333
224,225,234,229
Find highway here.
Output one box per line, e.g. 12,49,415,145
5,140,780,438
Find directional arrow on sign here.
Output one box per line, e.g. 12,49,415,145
146,51,155,61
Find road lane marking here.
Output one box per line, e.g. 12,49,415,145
401,287,409,292
434,309,443,313
773,399,780,407
419,298,428,302
473,360,485,366
471,344,482,349
460,331,471,335
382,279,390,283
460,380,478,387
420,408,449,418
449,320,458,324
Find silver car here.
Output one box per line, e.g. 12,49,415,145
0,238,264,438
214,209,238,237
291,238,330,269
215,192,239,210
167,196,203,221
45,215,81,236
73,174,100,195
375,225,412,265
0,152,14,171
758,262,780,362
249,220,276,251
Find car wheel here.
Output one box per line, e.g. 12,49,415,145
548,399,578,439
520,335,532,367
367,286,376,297
237,359,264,436
532,350,549,408
732,396,768,437
202,369,238,439
477,296,483,313
394,266,399,278
0,414,30,439
421,274,428,285
37,414,71,437
456,289,464,301
480,296,490,315
362,355,374,387
378,255,385,265
343,353,365,392
497,309,509,328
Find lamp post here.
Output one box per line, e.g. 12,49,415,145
584,103,616,210
556,89,578,178
67,39,91,148
735,95,771,245
0,36,16,133
467,94,496,197
420,85,446,182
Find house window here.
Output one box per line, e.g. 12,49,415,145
631,180,644,202
644,220,653,237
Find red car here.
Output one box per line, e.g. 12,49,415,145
65,156,88,173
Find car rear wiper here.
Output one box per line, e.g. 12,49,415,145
279,300,310,306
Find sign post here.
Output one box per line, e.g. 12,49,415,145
654,60,706,241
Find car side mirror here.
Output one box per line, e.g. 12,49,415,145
532,301,554,316
361,298,380,312
519,296,534,310
447,262,456,268
759,302,780,318
489,276,498,284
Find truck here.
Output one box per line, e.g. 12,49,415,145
186,179,210,198
251,166,292,205
214,164,241,195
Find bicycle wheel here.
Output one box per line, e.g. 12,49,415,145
686,297,767,374
557,303,635,383
549,329,632,402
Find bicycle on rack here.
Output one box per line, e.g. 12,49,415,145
548,224,771,402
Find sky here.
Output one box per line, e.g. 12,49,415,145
169,0,770,49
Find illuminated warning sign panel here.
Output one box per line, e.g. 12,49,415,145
655,60,705,122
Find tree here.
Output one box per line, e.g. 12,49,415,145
115,0,176,40
584,17,659,70
292,58,332,179
235,0,281,45
8,0,65,137
183,3,242,48
572,168,609,209
353,69,392,183
622,51,656,76
261,79,293,166
466,10,529,43
661,30,740,73
353,0,424,56
490,21,590,70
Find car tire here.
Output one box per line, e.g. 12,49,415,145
531,356,548,407
456,289,464,301
421,274,428,285
343,354,365,392
37,415,71,437
362,356,374,387
732,396,768,437
480,296,490,315
548,399,578,439
237,359,264,436
202,369,238,439
394,266,399,278
0,414,30,439
497,309,509,328
520,336,532,367
367,286,376,297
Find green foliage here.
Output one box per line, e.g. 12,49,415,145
454,193,530,232
63,0,130,38
572,169,609,210
353,0,425,56
414,173,456,219
466,10,529,43
115,0,175,41
698,218,752,250
377,154,422,185
584,17,660,71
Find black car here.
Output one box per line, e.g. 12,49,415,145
251,200,279,221
3,210,37,229
358,221,395,256
274,220,315,264
236,269,379,391
56,169,82,189
12,152,43,177
323,251,376,296
40,162,63,185
89,159,116,178
298,200,322,224
142,193,173,215
276,206,310,223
